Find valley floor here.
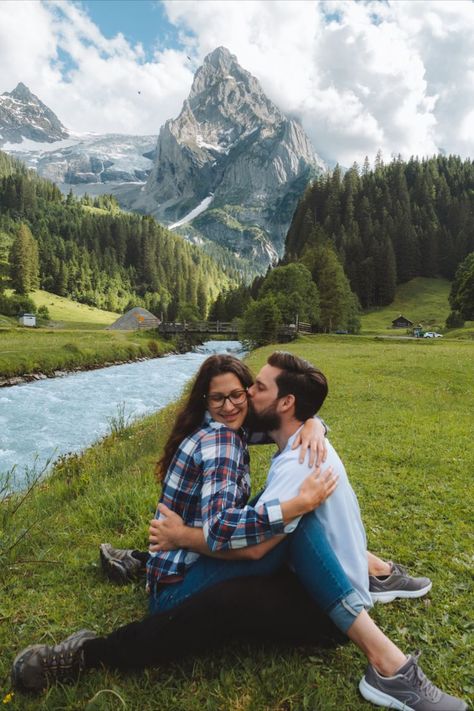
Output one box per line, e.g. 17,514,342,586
1,335,472,710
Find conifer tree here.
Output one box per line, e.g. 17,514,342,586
9,223,39,294
302,244,360,333
449,252,474,320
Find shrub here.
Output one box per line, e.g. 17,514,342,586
37,305,50,320
148,339,160,356
0,293,36,317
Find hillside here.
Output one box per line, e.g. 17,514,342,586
285,156,474,311
360,277,451,334
3,288,119,329
0,150,235,320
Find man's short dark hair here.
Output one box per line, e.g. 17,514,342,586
267,351,328,421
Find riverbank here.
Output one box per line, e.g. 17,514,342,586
0,328,186,384
1,335,472,710
2,341,241,482
0,354,167,388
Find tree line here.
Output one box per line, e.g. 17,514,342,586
0,150,235,319
285,154,474,309
211,154,474,345
211,258,360,347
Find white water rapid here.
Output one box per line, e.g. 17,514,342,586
0,341,245,490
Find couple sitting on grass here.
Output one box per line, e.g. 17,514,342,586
13,352,467,710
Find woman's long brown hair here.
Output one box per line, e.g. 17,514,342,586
155,355,254,482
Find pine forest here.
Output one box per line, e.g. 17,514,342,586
285,155,474,309
0,151,235,319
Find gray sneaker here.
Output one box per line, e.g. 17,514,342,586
359,652,468,710
99,542,143,583
369,562,432,603
11,629,96,693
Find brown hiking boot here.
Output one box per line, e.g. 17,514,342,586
12,629,96,692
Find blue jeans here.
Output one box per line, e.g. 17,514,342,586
150,514,364,634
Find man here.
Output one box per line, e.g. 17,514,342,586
11,353,467,711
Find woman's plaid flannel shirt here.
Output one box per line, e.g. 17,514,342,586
146,412,285,594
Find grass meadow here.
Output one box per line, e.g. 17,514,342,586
0,335,473,710
0,328,175,379
29,290,120,328
359,277,450,335
359,277,474,340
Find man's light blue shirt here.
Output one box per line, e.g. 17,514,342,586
255,426,372,609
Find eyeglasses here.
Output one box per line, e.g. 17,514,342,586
206,388,248,408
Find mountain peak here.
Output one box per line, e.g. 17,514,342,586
7,82,35,101
203,46,236,71
0,83,68,145
139,47,324,271
189,46,253,100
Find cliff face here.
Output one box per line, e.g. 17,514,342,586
135,47,324,269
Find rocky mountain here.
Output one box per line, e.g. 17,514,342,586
1,55,325,272
132,47,325,269
0,82,68,144
0,83,156,191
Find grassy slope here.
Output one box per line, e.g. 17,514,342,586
4,288,120,329
360,277,474,340
360,277,451,334
1,336,473,710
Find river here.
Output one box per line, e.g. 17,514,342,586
0,340,245,490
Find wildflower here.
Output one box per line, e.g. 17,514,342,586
2,692,14,704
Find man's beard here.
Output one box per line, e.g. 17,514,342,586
246,400,281,432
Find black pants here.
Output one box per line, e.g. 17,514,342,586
83,569,346,671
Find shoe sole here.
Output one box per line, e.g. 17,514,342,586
359,676,414,709
370,581,432,604
99,545,130,584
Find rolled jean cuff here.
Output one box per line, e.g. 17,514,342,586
327,590,365,634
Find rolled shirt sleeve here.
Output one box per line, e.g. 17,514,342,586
197,429,285,551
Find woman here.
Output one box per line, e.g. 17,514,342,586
12,356,467,710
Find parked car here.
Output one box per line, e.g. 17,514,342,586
424,331,443,338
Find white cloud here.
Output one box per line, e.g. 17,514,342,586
0,0,194,136
0,0,474,165
163,0,474,165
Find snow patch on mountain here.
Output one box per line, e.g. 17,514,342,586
2,136,79,153
169,194,215,229
4,131,157,188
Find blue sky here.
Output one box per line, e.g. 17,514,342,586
1,1,474,165
78,1,182,58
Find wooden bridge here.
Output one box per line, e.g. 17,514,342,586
157,321,312,337
158,321,238,335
